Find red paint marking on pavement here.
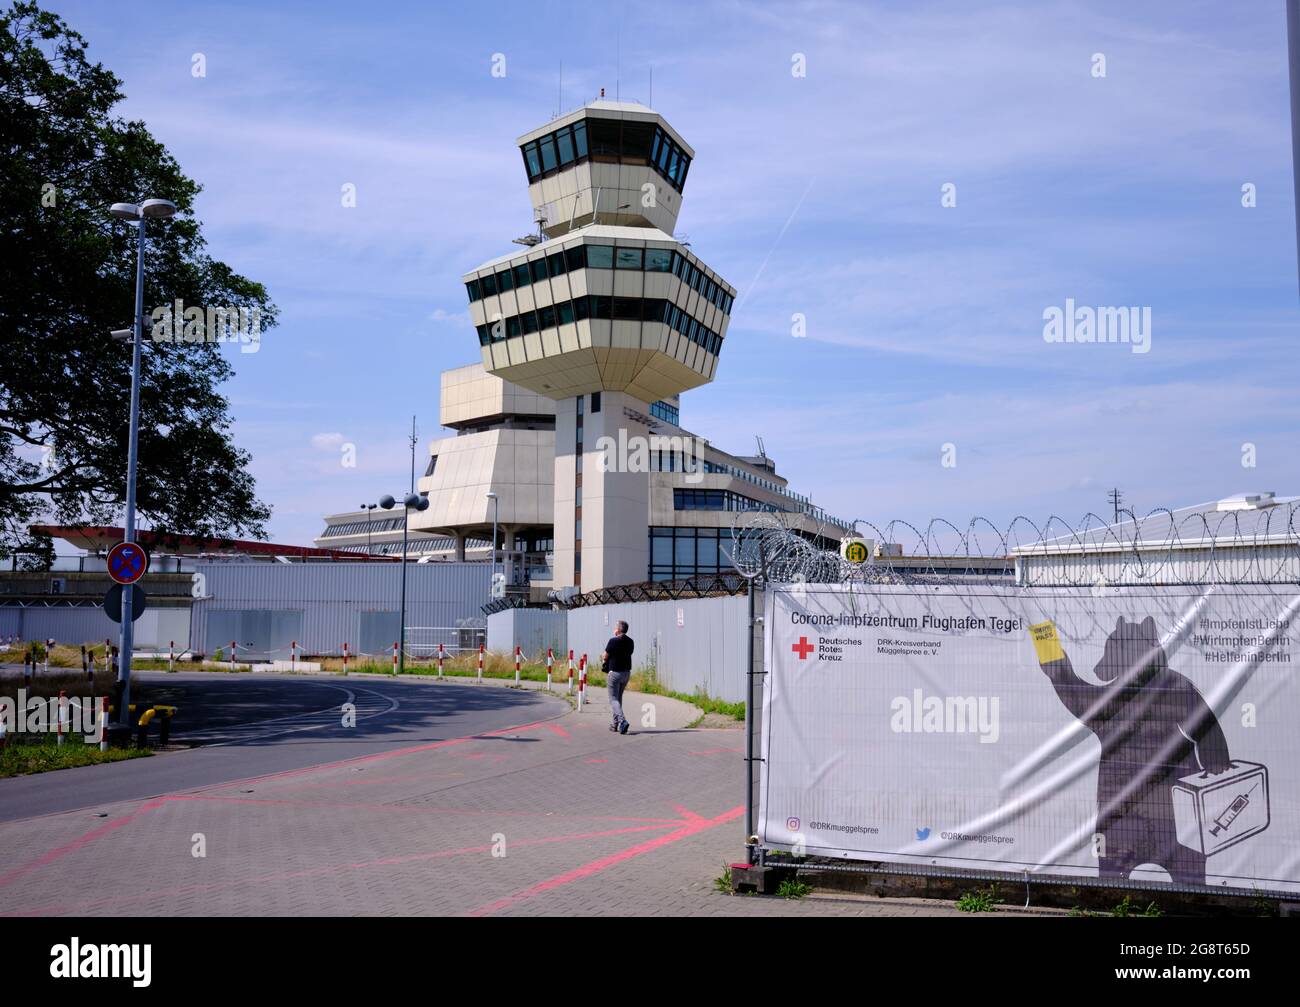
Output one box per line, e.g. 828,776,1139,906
0,717,572,889
1,822,678,917
466,804,745,917
0,798,169,890
584,758,608,764
671,804,706,823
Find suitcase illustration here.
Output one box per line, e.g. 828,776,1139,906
1171,761,1269,856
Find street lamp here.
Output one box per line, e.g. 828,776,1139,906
379,492,428,674
359,502,377,556
486,491,499,602
108,197,176,735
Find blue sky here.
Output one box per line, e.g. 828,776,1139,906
50,0,1298,547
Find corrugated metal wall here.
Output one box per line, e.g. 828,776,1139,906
0,606,190,650
189,562,492,657
1019,545,1300,586
487,608,567,658
565,595,751,703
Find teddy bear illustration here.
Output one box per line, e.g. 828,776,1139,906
1037,615,1232,884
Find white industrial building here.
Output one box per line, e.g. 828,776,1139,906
1014,492,1300,586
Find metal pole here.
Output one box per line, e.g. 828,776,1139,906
492,497,499,601
366,507,372,556
745,576,756,865
116,216,146,728
1288,0,1300,298
398,503,409,674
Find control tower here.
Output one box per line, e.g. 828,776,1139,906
462,99,736,591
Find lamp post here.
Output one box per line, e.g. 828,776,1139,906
486,491,499,602
108,197,176,732
360,502,377,556
379,492,428,674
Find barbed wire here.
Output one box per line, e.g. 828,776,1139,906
729,502,1300,588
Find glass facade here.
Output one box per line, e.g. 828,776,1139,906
466,246,733,315
649,399,679,425
521,117,691,194
673,489,780,513
475,295,724,355
648,526,733,581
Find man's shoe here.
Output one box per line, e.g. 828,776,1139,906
619,720,630,735
609,724,619,732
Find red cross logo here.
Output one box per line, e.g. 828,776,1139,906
792,636,814,660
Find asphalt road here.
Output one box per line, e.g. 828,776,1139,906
0,671,567,822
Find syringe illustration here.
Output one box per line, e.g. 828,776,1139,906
1208,781,1260,837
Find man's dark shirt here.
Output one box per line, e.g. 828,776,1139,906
605,634,634,672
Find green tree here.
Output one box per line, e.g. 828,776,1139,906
0,1,275,569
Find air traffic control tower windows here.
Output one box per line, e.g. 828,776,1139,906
521,118,691,194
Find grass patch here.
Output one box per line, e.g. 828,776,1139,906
775,878,812,899
627,665,743,720
957,885,1001,912
0,732,151,777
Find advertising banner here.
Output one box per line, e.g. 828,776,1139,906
759,583,1300,892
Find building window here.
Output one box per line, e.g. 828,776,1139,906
649,400,679,425
586,244,614,269
649,526,726,580
591,391,601,414
615,247,643,270
645,248,672,272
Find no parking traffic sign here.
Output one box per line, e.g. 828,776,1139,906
106,541,149,585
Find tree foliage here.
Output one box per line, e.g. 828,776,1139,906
0,1,275,568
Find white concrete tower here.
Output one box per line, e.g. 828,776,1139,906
463,99,736,591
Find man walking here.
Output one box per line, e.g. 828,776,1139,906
602,620,634,735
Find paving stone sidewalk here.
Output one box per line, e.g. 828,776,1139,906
0,680,965,917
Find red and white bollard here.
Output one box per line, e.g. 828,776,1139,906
477,644,484,683
342,642,349,675
437,642,445,678
514,645,521,685
392,641,399,676
291,640,297,672
98,697,109,752
567,649,575,695
546,648,553,689
169,640,175,673
230,640,236,673
578,654,587,709
56,689,67,747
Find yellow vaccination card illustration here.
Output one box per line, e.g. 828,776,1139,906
1029,621,1065,663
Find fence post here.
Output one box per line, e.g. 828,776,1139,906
568,649,574,695
56,690,67,746
44,639,51,675
342,642,349,676
392,641,399,676
546,647,553,690
291,640,296,672
438,642,444,678
578,654,587,709
515,645,521,685
98,699,108,752
169,640,174,673
478,644,484,684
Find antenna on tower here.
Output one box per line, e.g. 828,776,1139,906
409,415,419,494
1107,487,1124,524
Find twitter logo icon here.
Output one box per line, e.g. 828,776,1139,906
915,827,931,841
